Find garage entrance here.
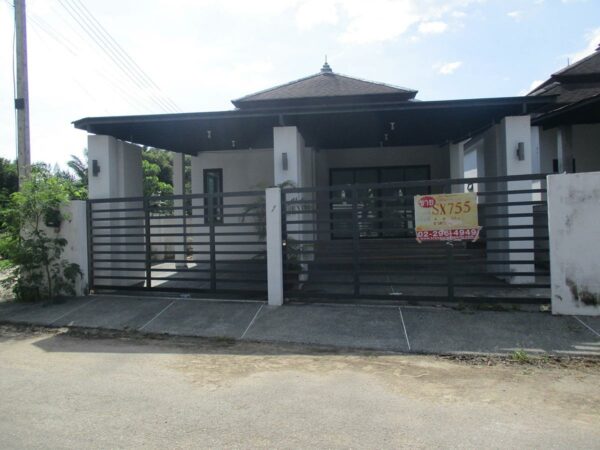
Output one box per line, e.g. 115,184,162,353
281,173,550,304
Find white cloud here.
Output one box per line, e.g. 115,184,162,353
295,0,339,30
434,61,463,75
318,0,479,44
418,21,448,34
507,10,523,21
569,27,600,63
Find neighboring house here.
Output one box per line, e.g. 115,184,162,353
529,43,600,174
73,55,600,303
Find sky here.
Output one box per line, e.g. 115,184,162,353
1,0,599,170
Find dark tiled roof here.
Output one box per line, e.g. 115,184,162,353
553,45,600,77
232,65,417,108
530,47,600,94
531,81,600,105
528,47,600,123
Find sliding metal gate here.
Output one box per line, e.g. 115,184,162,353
281,174,550,304
87,190,268,298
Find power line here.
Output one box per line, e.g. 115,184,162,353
44,2,158,113
56,0,170,113
72,0,181,112
25,11,156,113
57,0,181,113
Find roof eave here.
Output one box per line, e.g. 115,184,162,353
73,95,556,131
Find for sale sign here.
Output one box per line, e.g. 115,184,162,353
414,192,481,242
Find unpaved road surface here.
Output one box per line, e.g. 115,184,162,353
0,326,598,449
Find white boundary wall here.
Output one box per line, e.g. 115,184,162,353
548,171,600,316
42,200,89,296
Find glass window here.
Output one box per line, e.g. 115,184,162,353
203,169,223,224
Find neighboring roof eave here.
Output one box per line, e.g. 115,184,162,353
532,93,600,128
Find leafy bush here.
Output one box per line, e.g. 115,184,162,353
0,172,82,302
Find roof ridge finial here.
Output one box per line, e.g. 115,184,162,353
321,55,333,74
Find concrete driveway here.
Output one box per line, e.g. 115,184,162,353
0,326,598,449
0,295,599,356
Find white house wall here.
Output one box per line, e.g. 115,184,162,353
189,148,274,262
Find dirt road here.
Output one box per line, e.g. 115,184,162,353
0,326,598,449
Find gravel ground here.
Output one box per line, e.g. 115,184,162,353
0,325,598,449
0,265,14,302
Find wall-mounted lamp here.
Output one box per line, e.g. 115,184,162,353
390,122,395,131
516,142,525,161
92,159,100,177
282,152,288,170
231,139,236,148
207,130,212,139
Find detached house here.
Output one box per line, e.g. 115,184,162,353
73,52,600,305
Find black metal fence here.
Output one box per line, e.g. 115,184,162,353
87,190,268,298
281,174,550,304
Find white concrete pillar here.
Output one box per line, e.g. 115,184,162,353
449,141,465,192
557,126,573,173
87,134,144,287
273,126,314,272
530,126,543,201
274,126,304,187
87,134,143,199
500,115,535,284
265,187,284,306
172,152,186,268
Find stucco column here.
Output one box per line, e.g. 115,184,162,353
273,126,305,187
87,134,144,287
88,134,142,199
499,115,535,284
273,126,314,276
172,152,187,268
449,141,465,192
557,126,574,173
265,187,284,306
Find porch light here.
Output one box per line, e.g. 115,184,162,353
516,142,525,161
390,122,395,130
282,152,288,170
231,139,236,148
207,130,212,139
92,159,100,177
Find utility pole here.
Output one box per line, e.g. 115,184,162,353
14,0,31,186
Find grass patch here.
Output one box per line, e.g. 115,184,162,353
0,259,14,271
510,349,531,363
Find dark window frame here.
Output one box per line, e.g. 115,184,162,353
203,168,223,224
328,165,431,239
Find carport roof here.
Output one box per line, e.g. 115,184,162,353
73,96,554,155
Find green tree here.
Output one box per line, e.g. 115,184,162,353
0,158,18,205
67,150,88,186
142,158,173,197
0,171,82,302
142,147,173,194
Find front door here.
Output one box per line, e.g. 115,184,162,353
330,166,430,239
